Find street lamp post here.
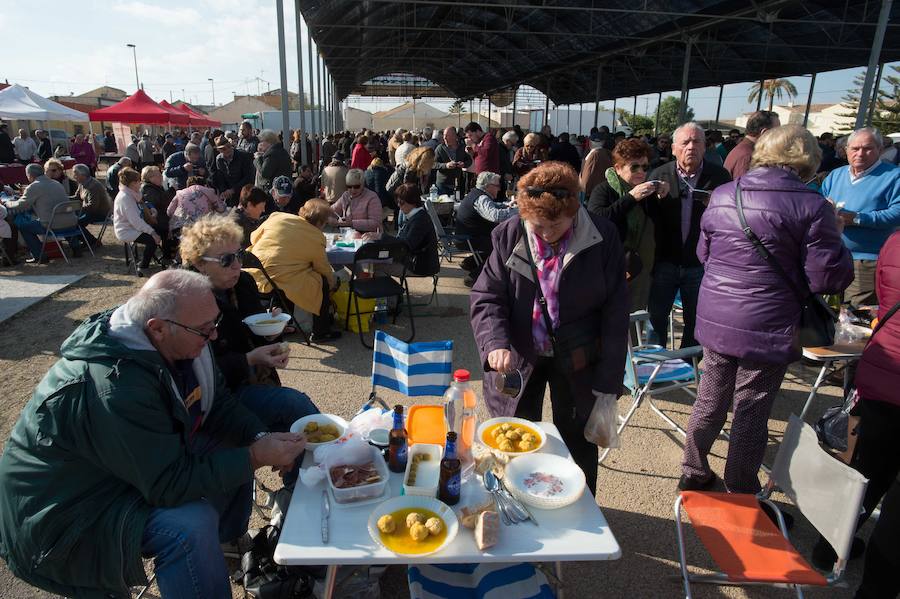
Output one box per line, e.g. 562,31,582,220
126,44,140,90
208,78,215,107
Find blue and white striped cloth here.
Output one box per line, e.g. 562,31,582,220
408,563,555,599
371,331,453,397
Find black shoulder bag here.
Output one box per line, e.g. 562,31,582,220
521,222,602,374
734,183,838,348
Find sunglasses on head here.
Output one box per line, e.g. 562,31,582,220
524,186,571,200
628,163,650,173
200,249,245,268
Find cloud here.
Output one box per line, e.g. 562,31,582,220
111,1,201,23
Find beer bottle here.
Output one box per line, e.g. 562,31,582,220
439,432,461,505
388,405,408,473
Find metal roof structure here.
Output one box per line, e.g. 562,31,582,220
300,0,900,104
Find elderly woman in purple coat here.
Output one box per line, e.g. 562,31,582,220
470,162,629,494
680,125,853,498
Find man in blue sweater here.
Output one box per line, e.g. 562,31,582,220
822,127,900,307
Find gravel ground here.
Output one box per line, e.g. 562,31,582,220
0,230,867,598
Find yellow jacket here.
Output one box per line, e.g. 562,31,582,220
247,212,335,315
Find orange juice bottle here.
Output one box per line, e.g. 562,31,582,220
443,369,477,465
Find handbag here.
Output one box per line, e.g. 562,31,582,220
814,299,900,455
734,183,837,348
521,222,601,374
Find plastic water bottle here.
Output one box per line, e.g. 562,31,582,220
442,369,477,468
429,183,438,203
374,297,388,324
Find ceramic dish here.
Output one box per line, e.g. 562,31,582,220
368,495,458,557
290,414,349,448
476,417,546,458
504,453,585,510
242,312,291,336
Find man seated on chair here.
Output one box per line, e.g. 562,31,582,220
454,170,518,287
73,163,111,248
0,270,307,599
1,163,81,263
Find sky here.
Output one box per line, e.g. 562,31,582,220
2,1,896,122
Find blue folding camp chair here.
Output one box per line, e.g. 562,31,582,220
599,311,702,464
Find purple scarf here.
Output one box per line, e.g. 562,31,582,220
530,227,572,354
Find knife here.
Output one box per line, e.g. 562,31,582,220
321,490,331,543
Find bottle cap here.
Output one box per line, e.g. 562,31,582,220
453,369,470,382
446,431,458,442
394,404,403,413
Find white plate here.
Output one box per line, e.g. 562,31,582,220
290,414,349,448
504,453,585,510
367,495,459,557
242,312,291,336
475,417,546,458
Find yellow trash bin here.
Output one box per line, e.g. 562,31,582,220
332,283,375,333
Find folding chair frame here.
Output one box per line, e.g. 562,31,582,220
37,200,95,264
96,206,114,243
423,198,482,267
600,311,702,464
243,250,310,345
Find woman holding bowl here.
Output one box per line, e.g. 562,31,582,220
470,161,629,493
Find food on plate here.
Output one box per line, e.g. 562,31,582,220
405,453,433,486
459,499,494,529
329,462,382,488
482,421,542,453
475,510,499,551
406,511,425,528
409,522,429,541
305,421,343,443
472,444,508,477
378,507,448,554
377,514,396,534
254,319,281,325
425,517,443,535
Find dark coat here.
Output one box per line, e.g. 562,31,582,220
233,207,265,249
587,179,638,243
856,231,900,408
397,208,440,276
0,131,14,163
548,142,581,174
695,167,853,363
141,182,174,232
365,165,394,209
254,144,292,192
469,208,629,419
214,149,255,202
646,160,731,268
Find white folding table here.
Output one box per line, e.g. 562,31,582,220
799,341,866,419
275,422,621,598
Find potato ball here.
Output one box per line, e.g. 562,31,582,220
377,514,396,534
406,512,425,528
409,522,429,541
425,517,443,535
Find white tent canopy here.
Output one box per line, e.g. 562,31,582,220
0,84,88,121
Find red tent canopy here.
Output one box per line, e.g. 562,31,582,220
156,100,194,126
171,102,220,128
89,89,189,125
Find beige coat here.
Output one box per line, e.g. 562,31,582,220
247,212,335,315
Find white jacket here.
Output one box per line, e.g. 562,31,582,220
113,186,155,242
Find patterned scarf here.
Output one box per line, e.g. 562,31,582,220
530,226,572,354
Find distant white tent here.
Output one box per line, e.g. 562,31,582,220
0,84,89,121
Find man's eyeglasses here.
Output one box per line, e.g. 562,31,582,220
524,187,571,200
347,184,362,189
628,163,650,173
200,249,245,268
165,313,223,341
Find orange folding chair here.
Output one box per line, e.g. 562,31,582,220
673,415,868,598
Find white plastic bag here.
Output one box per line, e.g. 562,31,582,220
299,434,372,488
834,307,868,344
348,407,392,441
584,392,620,448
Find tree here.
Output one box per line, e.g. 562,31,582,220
622,111,654,135
837,71,869,135
875,65,900,135
654,96,694,134
448,99,465,114
747,79,799,111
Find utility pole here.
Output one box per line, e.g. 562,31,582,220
126,44,140,90
208,78,215,107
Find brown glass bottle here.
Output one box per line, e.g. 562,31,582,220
439,432,461,505
388,405,408,473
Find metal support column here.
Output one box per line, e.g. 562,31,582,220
867,63,885,126
593,65,601,129
856,0,892,129
307,30,316,134
487,95,492,128
655,92,661,135
632,96,637,119
714,85,724,128
294,1,307,166
612,98,617,132
755,79,764,111
566,105,571,131
544,82,550,127
275,0,290,150
317,53,325,137
802,73,817,128
678,38,692,124
579,104,583,135
512,87,518,128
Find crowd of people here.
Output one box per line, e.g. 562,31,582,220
0,109,899,599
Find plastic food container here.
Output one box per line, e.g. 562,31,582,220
403,443,442,498
407,405,447,447
242,312,291,336
327,445,390,504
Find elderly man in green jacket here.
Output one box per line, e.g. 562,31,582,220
0,270,306,598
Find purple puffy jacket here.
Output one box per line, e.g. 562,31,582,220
695,167,853,364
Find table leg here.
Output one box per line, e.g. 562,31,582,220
554,562,565,599
322,564,338,599
799,363,830,420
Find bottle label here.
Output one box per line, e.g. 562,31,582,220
446,472,461,498
395,442,407,466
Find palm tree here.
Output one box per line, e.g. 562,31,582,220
448,99,465,114
747,79,799,111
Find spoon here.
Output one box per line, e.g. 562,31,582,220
483,470,513,525
486,470,525,522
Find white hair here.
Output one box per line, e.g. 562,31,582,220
502,131,519,144
125,270,212,325
848,127,883,148
72,164,91,178
184,143,201,156
476,171,501,189
258,129,279,145
345,168,365,186
673,121,705,144
25,163,44,179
